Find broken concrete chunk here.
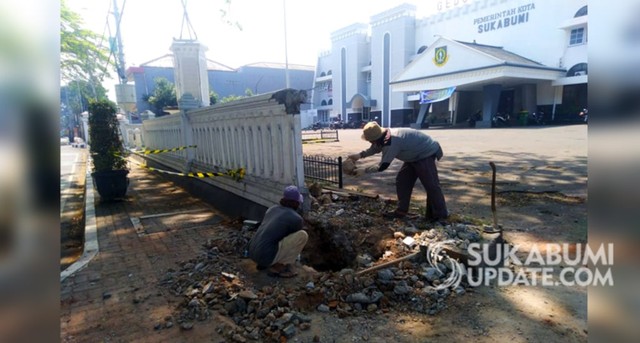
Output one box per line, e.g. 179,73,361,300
238,290,258,300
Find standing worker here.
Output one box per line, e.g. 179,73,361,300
347,122,448,221
248,185,308,278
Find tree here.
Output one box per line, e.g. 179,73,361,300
217,88,254,104
60,0,112,140
220,94,245,104
60,0,113,85
60,80,109,140
61,80,108,115
209,90,219,105
144,77,177,116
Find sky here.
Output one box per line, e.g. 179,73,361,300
66,0,443,98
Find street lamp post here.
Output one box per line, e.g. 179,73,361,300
283,0,290,89
112,0,127,85
254,75,264,94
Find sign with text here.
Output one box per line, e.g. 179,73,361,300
473,3,536,33
436,0,473,12
419,87,456,104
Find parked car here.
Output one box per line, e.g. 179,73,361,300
72,137,86,148
60,137,70,145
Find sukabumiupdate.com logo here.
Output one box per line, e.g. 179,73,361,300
426,242,614,289
466,243,614,287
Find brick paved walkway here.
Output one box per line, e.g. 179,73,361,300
60,166,229,342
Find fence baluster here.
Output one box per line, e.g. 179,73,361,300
302,154,343,189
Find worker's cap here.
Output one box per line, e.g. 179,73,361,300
283,185,303,204
361,121,384,142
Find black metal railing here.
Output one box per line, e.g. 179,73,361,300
301,130,339,144
303,155,343,188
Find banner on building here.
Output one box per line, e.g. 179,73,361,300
419,87,456,104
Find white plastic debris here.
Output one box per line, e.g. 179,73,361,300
402,236,415,247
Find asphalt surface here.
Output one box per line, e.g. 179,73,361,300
60,145,87,216
303,124,588,198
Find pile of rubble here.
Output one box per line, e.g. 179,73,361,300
159,188,492,342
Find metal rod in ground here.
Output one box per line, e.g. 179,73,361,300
354,251,420,276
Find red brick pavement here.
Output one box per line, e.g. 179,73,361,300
60,166,229,342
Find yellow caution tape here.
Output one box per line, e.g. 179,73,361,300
302,139,339,144
129,159,245,181
139,145,198,155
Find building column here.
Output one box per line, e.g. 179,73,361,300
522,84,537,115
80,112,89,144
449,92,458,124
479,84,501,128
171,40,210,107
179,93,199,173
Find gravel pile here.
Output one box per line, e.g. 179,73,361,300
159,188,492,341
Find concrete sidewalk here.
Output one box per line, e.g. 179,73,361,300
60,164,232,342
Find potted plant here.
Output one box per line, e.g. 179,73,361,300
88,99,129,201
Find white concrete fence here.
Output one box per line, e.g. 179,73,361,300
132,90,307,209
120,123,145,150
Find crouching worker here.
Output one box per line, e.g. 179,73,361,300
248,185,308,278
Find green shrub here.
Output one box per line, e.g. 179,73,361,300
88,99,128,172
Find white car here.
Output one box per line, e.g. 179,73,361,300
72,137,86,148
60,137,70,145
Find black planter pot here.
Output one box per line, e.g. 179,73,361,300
92,170,130,201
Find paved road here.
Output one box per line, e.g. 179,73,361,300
60,145,87,215
303,124,588,198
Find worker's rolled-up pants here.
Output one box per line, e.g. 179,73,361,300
272,230,308,265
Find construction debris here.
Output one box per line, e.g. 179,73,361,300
160,185,497,342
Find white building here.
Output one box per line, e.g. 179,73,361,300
311,0,587,128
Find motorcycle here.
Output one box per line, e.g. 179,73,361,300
528,111,546,125
579,108,588,124
329,119,345,130
467,110,482,127
491,113,510,127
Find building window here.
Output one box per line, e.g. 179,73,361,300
567,63,588,77
327,70,332,75
417,45,428,54
574,6,587,17
320,71,326,77
363,107,370,121
569,27,585,45
328,99,333,105
321,100,327,106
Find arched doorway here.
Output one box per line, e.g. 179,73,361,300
347,93,376,126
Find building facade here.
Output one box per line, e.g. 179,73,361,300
126,56,315,116
311,0,587,127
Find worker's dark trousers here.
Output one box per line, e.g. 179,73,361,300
395,156,448,219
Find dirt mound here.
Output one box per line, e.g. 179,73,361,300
159,187,499,342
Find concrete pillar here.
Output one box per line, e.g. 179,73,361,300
522,84,537,115
170,40,210,108
449,92,458,124
80,112,89,144
479,84,501,128
179,93,199,172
